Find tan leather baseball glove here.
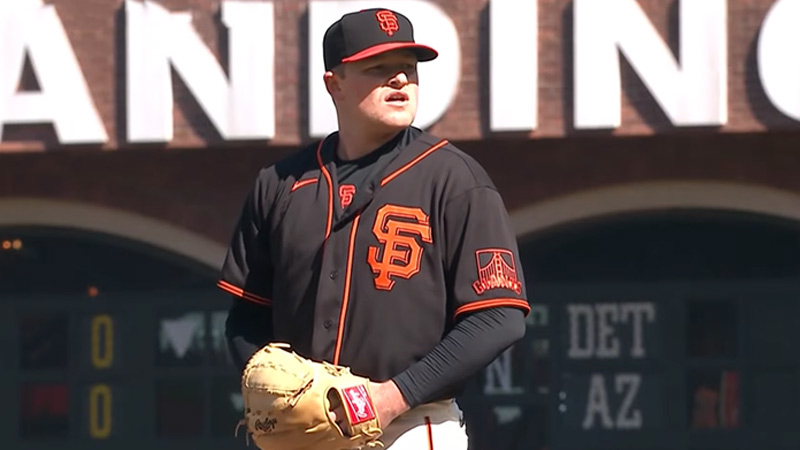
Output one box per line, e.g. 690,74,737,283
240,343,384,450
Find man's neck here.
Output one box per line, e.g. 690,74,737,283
336,125,403,161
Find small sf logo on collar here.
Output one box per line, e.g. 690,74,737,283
472,249,522,295
375,10,399,36
339,184,356,209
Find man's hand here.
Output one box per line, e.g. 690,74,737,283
329,380,409,432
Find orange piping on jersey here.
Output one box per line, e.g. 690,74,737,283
217,280,272,306
333,213,361,365
425,416,434,449
316,140,334,239
380,139,448,186
453,298,530,319
291,178,318,191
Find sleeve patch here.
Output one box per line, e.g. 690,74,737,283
471,248,523,295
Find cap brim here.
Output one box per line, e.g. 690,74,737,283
341,42,438,64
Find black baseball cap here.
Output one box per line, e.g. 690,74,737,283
323,8,438,71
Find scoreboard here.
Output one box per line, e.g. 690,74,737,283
559,301,663,432
2,290,248,450
461,282,800,450
5,284,800,450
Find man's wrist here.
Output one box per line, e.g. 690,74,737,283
371,380,410,425
390,372,421,409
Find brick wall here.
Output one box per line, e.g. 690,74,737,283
2,130,800,245
2,0,799,250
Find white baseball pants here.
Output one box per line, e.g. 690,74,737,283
380,399,468,450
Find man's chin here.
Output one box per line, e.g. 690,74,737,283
379,114,415,130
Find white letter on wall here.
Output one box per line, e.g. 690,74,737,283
0,0,107,144
125,0,274,143
574,0,727,128
308,1,460,138
490,0,537,131
583,374,614,429
483,348,523,395
620,302,656,358
595,303,620,359
758,0,800,121
567,304,595,359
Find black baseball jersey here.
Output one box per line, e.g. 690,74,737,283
218,127,530,381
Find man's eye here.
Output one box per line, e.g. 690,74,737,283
364,64,415,76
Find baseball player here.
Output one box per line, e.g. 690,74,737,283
219,7,530,449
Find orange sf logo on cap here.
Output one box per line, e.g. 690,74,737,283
375,10,399,36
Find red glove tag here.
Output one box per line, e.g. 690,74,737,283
342,385,376,424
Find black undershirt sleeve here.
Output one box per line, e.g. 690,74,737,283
391,306,526,408
224,296,275,371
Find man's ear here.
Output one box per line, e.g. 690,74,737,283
323,71,341,98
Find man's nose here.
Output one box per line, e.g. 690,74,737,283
388,71,409,88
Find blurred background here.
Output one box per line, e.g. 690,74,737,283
2,0,800,449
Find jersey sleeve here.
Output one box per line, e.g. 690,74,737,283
444,186,530,321
217,169,275,306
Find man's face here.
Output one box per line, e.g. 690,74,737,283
327,50,419,133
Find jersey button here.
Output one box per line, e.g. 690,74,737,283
329,270,338,279
323,320,333,329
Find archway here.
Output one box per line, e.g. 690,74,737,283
0,198,226,269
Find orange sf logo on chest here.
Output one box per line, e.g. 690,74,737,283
375,10,399,36
367,204,432,290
